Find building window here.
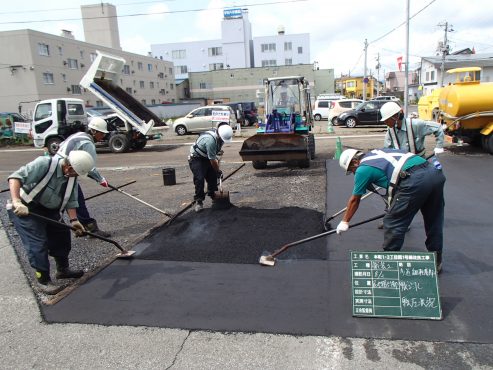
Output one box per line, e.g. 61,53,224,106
158,72,164,79
96,100,104,107
138,62,143,71
297,46,303,54
150,81,154,89
80,50,84,59
170,83,174,90
285,58,292,65
430,71,435,81
71,85,82,95
61,73,67,82
261,43,276,52
169,67,173,74
141,99,146,105
208,47,222,56
43,72,54,84
58,46,63,56
151,99,156,104
38,43,50,56
139,81,145,88
90,53,97,62
67,58,78,69
209,63,224,71
284,42,292,51
175,65,188,74
121,65,129,75
126,87,133,94
199,82,207,89
261,60,277,67
172,49,186,59
147,64,153,72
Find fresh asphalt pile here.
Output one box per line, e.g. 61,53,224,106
0,159,327,302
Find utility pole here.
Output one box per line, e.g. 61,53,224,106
438,21,454,87
363,38,368,101
404,0,410,117
375,53,381,97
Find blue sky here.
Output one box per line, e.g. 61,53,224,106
1,0,493,76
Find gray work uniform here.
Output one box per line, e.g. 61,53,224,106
7,156,78,273
384,118,444,156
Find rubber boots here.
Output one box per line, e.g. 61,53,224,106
35,270,64,295
84,220,111,238
55,257,84,279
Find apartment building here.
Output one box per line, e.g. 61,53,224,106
0,3,176,115
151,8,310,79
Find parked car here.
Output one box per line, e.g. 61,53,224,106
327,99,363,125
172,105,238,135
313,97,347,121
336,100,388,128
223,101,258,126
370,96,401,102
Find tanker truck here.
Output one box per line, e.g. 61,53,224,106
438,67,493,154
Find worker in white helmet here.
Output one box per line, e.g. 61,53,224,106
337,148,446,273
55,116,111,237
7,150,95,295
188,123,233,212
380,101,444,157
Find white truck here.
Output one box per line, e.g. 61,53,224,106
32,51,164,154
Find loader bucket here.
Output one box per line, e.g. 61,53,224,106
239,133,309,162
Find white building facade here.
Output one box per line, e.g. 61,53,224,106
151,8,310,79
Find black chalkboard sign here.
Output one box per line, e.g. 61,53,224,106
351,251,442,320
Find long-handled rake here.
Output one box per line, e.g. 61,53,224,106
259,213,385,266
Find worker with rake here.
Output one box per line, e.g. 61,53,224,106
336,148,446,273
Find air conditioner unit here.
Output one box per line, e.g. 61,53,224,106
63,61,67,65
67,87,71,92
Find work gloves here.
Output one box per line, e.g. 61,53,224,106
70,219,86,237
433,147,444,155
12,199,29,217
336,221,349,235
216,170,223,180
100,178,109,188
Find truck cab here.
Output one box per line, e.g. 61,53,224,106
32,99,87,154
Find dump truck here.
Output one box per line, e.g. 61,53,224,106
32,51,163,154
438,67,493,154
239,76,315,169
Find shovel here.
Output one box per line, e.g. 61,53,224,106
259,213,385,266
212,177,231,210
29,212,135,258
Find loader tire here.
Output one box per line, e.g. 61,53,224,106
132,138,147,150
308,133,315,159
108,133,130,153
252,160,267,169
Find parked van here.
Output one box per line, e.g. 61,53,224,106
313,96,346,121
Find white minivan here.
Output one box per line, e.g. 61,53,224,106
313,97,346,121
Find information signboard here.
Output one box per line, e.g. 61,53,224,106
211,110,230,122
351,251,442,320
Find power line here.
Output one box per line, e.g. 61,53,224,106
369,0,437,45
0,0,310,25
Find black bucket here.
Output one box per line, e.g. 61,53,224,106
162,168,176,186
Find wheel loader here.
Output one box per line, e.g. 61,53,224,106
239,76,315,169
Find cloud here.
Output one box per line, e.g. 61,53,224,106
121,35,151,56
146,3,170,21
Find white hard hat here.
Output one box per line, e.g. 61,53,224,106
88,117,109,133
217,124,233,143
380,102,402,121
339,149,360,175
68,150,95,176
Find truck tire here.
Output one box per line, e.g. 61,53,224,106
132,138,147,150
484,134,493,154
252,160,267,169
314,114,322,121
46,137,62,155
108,133,130,153
308,133,315,159
298,159,310,168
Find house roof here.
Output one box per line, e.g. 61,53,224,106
422,53,493,69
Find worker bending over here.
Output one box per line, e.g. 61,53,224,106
7,151,95,295
56,116,110,237
336,148,446,273
188,124,233,212
380,102,445,156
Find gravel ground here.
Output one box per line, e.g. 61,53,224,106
0,156,328,303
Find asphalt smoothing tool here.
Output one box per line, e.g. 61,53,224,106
212,177,231,209
29,212,135,258
259,213,385,266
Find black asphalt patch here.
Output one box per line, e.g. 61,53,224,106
41,155,493,343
